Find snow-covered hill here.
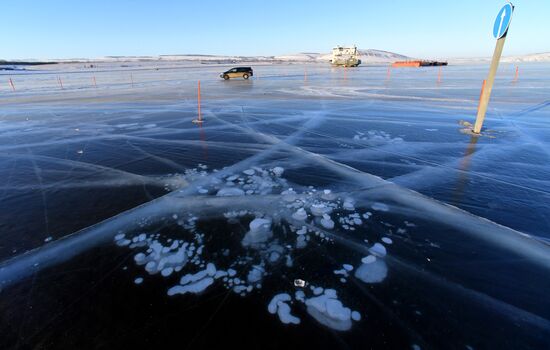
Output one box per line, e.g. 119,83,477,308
502,52,550,63
1,49,411,65
3,51,549,66
450,52,550,64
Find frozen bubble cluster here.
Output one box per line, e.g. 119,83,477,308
353,130,404,145
113,164,401,332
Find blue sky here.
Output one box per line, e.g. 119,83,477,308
2,0,548,59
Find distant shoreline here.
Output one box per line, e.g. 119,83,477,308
0,61,58,71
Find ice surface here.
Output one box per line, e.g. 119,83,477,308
2,62,550,349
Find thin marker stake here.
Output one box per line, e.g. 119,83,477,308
8,78,15,91
57,76,64,90
386,66,391,81
513,66,519,83
437,67,442,83
192,80,203,124
93,76,97,88
198,80,201,122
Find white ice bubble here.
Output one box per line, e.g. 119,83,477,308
277,302,301,325
320,214,335,230
268,293,291,314
216,187,245,197
369,243,387,257
134,277,144,285
247,265,265,284
292,208,308,221
355,260,388,284
161,267,174,277
382,237,393,245
214,270,228,279
242,218,273,246
361,255,377,264
310,203,332,217
268,293,300,325
305,290,355,331
343,199,355,211
371,202,389,212
272,167,284,176
313,287,324,295
167,277,214,296
295,290,306,302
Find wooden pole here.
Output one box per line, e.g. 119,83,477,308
476,80,487,116
92,76,97,88
513,66,519,83
386,66,391,81
473,36,506,134
437,66,442,83
57,76,64,90
131,73,134,88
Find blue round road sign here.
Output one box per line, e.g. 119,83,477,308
493,3,514,39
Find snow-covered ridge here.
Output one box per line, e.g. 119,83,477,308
3,51,549,65
450,52,550,64
1,49,412,65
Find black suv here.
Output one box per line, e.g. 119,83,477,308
220,67,253,80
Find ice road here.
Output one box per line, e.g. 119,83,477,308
1,62,549,349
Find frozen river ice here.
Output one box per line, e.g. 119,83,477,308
1,62,549,349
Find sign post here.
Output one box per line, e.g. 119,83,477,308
473,3,514,134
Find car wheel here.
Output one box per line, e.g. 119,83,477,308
243,74,249,80
223,75,229,80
